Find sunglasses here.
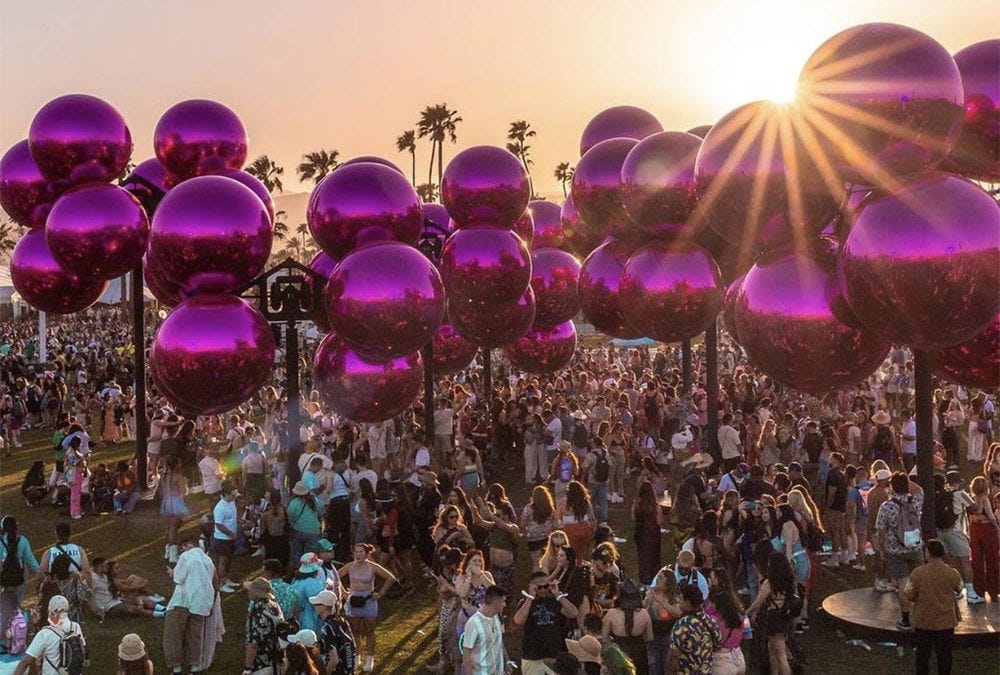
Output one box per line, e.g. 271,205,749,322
535,584,550,590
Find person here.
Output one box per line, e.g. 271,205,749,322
900,410,917,472
560,480,595,559
717,463,748,495
867,468,894,591
337,543,397,672
163,537,217,675
113,460,141,516
565,634,603,675
288,481,323,567
12,595,85,675
210,480,240,593
310,589,356,675
291,553,326,634
903,539,962,675
260,489,291,566
706,568,747,674
283,629,324,674
513,571,579,674
875,473,925,631
89,557,165,619
968,475,1000,602
462,585,508,675
632,479,663,583
935,472,984,604
602,578,652,672
645,565,680,675
116,633,153,675
477,484,520,599
198,447,224,496
0,516,39,647
718,413,743,472
160,456,189,565
522,485,559,569
38,523,92,587
243,577,284,675
821,452,848,568
667,582,720,675
20,460,48,506
583,437,610,524
747,552,799,675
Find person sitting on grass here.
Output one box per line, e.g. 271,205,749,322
20,461,48,507
88,557,165,620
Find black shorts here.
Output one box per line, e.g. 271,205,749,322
211,538,235,558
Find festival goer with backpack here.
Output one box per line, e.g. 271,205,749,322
37,523,91,588
583,438,611,524
869,411,897,467
12,595,85,675
875,472,925,631
935,471,984,604
0,516,38,654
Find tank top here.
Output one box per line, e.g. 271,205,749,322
559,457,573,483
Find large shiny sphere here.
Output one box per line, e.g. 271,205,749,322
934,314,1000,389
325,241,445,360
143,254,185,307
440,227,531,308
721,273,746,340
693,225,755,285
695,101,843,249
148,175,272,295
449,287,536,348
305,251,338,332
45,183,149,280
736,249,891,395
838,173,1000,348
578,239,642,339
217,170,274,223
943,40,1000,182
150,295,275,415
10,230,108,314
529,200,565,249
418,202,452,260
796,22,964,183
580,106,663,156
441,145,530,229
0,140,60,229
530,247,581,328
561,193,603,258
431,322,479,374
307,162,422,259
505,321,577,373
620,241,724,343
120,158,170,214
621,131,702,237
313,332,423,423
28,94,132,185
572,138,639,240
512,209,534,248
153,99,248,181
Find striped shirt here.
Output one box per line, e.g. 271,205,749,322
462,611,504,674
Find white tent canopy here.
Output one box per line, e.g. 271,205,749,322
97,276,156,304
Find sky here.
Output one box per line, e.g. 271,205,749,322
1,0,997,197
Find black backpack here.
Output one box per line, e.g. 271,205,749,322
591,449,610,483
935,489,959,531
43,623,85,675
873,426,894,456
0,537,24,588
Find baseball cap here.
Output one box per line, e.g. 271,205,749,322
308,590,339,607
875,469,891,481
315,538,334,553
788,462,802,472
945,470,962,485
287,629,317,647
737,462,750,474
48,595,69,614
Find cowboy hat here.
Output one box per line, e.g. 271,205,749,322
243,577,275,600
682,452,714,470
418,471,439,487
571,410,588,421
872,410,891,425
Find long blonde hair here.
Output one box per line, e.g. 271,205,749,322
538,529,568,573
788,487,823,531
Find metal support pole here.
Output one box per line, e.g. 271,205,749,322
132,263,148,490
914,349,936,539
422,343,435,437
705,319,719,460
285,321,303,486
482,348,493,408
38,311,46,364
681,338,692,395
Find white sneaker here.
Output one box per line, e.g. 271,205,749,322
363,655,374,672
874,579,894,592
821,557,842,568
966,591,986,605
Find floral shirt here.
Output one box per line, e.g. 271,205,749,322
875,493,924,555
320,613,357,675
245,598,283,671
669,610,721,675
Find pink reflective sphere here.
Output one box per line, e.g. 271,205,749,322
441,145,530,229
796,22,964,183
620,241,724,343
0,140,60,230
46,183,149,280
572,138,639,241
325,241,445,360
934,314,1000,389
512,209,534,248
838,173,1000,348
340,156,405,174
431,322,479,374
440,227,531,309
217,170,274,224
148,175,273,295
580,106,663,156
154,99,248,181
313,332,423,423
695,101,843,249
10,229,108,314
530,247,581,328
736,249,891,395
305,251,338,332
150,294,275,415
449,287,536,348
121,158,170,214
561,193,603,259
307,162,422,259
143,254,185,307
721,273,746,340
578,239,642,339
504,320,577,374
621,131,702,237
28,94,132,185
942,40,1000,182
529,200,565,249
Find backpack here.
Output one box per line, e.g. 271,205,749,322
11,397,25,419
935,489,959,531
5,610,27,654
873,425,894,458
572,423,589,449
43,623,85,675
0,537,24,588
893,496,922,550
591,449,610,483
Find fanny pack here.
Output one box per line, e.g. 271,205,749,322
349,594,370,608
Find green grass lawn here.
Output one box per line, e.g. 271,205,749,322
1,429,997,673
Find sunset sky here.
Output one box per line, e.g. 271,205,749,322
1,0,997,197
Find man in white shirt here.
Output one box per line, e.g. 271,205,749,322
544,408,563,462
164,538,217,674
367,421,388,480
13,595,85,675
211,481,240,593
717,413,743,472
409,431,432,486
38,523,92,587
900,410,918,472
433,400,455,464
351,455,379,494
462,586,508,675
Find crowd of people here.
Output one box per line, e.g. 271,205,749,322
0,309,997,674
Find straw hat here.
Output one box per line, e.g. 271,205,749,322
117,633,146,661
682,452,713,470
571,410,588,421
565,635,602,664
872,410,891,425
243,577,275,600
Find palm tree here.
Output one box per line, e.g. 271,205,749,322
396,130,417,186
272,210,289,241
416,183,439,203
245,155,285,193
417,104,463,187
554,162,575,197
0,219,21,266
297,150,340,185
506,120,537,197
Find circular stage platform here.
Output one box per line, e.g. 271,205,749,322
822,588,1000,646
